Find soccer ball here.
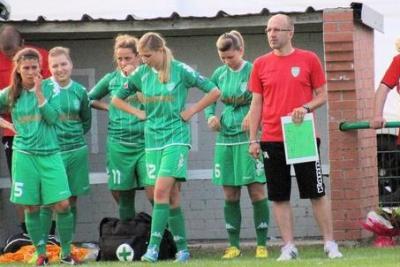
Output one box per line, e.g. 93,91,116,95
116,243,134,261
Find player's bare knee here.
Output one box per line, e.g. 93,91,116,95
169,190,181,207
154,187,171,202
111,190,121,203
248,187,266,202
24,205,39,213
145,186,155,202
223,186,240,201
69,196,78,206
53,199,70,212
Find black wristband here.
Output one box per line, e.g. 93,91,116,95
302,105,311,113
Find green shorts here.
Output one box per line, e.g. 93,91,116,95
107,140,147,190
10,151,71,206
212,143,266,186
61,146,90,196
145,145,190,185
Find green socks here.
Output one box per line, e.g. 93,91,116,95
39,207,53,245
223,199,269,248
56,209,73,257
168,207,188,251
253,198,269,246
25,210,46,255
119,190,136,222
148,203,170,249
70,205,77,234
29,206,76,257
224,200,241,248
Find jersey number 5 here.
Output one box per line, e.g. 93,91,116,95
14,182,24,197
214,164,221,178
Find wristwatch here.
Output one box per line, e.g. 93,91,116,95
302,105,311,113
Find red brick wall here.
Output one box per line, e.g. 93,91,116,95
323,8,378,240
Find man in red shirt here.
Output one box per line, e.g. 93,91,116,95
248,14,342,260
371,51,400,128
0,24,51,235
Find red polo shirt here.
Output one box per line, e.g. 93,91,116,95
249,48,326,142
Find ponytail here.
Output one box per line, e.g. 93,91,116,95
139,32,174,83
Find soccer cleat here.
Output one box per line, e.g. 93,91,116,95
60,254,82,265
255,246,268,258
141,245,159,263
47,234,60,246
277,243,298,261
174,249,190,262
222,246,241,259
35,254,49,266
324,241,343,259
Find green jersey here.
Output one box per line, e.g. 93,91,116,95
204,61,252,145
89,70,144,146
116,60,216,150
0,86,60,155
43,78,91,151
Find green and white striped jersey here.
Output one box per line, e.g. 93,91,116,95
204,61,252,145
0,85,61,155
89,70,144,146
43,78,91,151
116,60,216,150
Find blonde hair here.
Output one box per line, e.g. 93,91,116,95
49,46,72,62
216,30,244,52
113,34,139,64
138,32,173,83
9,48,41,106
396,38,400,53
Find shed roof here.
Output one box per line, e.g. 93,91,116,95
3,2,381,41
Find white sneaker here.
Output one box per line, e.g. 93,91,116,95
277,243,298,261
324,240,343,259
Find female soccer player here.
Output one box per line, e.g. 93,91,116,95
0,48,76,266
40,46,91,250
89,34,152,222
112,32,220,262
205,31,270,259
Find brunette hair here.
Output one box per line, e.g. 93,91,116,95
9,48,41,106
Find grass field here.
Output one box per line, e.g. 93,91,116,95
6,245,400,267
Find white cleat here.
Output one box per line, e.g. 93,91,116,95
277,243,298,261
324,240,343,259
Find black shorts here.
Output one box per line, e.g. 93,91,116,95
260,139,325,201
1,136,13,177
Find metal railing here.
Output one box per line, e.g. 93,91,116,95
340,121,400,207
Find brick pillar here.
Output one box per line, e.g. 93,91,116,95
323,8,378,241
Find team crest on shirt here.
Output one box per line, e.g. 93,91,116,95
123,82,129,89
73,99,80,110
52,86,60,96
240,82,248,92
177,153,184,169
291,66,300,77
51,80,61,95
141,72,149,82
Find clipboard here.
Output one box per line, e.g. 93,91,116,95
281,113,319,164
